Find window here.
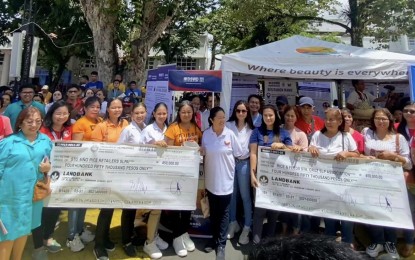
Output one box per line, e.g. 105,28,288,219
146,57,155,70
0,53,4,65
82,56,97,68
175,57,196,70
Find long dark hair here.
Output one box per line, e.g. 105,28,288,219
320,108,345,133
397,101,415,141
1,93,12,108
149,102,168,126
228,100,254,129
369,108,395,133
44,100,72,130
260,104,281,136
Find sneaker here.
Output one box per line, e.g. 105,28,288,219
173,236,187,257
144,240,163,259
182,232,195,251
384,242,400,259
105,240,116,252
238,226,250,245
66,235,85,252
122,243,137,257
366,243,384,258
93,247,109,260
204,239,216,253
80,228,95,243
155,234,168,250
44,238,62,253
216,246,225,260
32,247,48,260
226,221,240,239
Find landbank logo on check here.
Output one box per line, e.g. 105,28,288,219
259,175,269,186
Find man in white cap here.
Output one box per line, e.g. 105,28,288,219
295,96,325,143
41,85,52,104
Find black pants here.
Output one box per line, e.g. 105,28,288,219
207,190,231,248
95,209,114,248
121,209,136,245
170,210,192,238
32,207,61,249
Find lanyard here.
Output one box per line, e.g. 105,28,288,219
51,130,63,140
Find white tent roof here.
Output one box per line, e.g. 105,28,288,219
220,35,415,114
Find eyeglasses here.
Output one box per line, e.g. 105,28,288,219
236,109,248,114
21,91,34,95
403,109,415,115
67,90,78,93
23,120,42,125
374,117,389,122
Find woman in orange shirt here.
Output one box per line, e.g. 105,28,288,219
66,96,102,252
164,100,202,257
91,98,129,260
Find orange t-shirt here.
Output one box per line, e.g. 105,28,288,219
91,119,129,143
72,116,103,141
165,122,202,146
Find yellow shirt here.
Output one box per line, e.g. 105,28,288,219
107,82,126,93
91,119,129,143
72,116,103,141
165,122,202,146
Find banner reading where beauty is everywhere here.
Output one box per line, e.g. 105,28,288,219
255,148,413,229
45,142,200,210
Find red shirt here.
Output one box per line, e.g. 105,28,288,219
351,130,364,154
295,115,325,140
40,126,73,141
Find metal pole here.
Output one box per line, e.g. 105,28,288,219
21,0,34,85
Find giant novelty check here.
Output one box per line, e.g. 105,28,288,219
255,147,414,229
45,141,200,210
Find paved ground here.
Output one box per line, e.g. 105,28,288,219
23,209,249,260
22,209,415,260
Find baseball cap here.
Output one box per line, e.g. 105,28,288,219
299,97,314,106
41,85,49,90
122,96,134,106
276,96,288,105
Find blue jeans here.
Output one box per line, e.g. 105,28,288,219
404,191,415,244
229,159,252,228
324,218,354,243
368,225,397,244
68,208,87,240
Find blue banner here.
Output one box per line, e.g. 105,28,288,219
409,65,415,102
147,64,177,81
168,70,222,92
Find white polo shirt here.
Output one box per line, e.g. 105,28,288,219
117,121,146,145
202,126,243,195
226,121,252,160
141,122,167,144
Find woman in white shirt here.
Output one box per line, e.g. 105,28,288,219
202,107,243,260
362,108,411,259
308,108,359,247
225,100,254,245
141,102,168,146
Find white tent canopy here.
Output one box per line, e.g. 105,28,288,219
220,35,415,114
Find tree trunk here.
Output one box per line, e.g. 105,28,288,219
209,38,218,70
52,59,69,90
349,0,363,47
127,0,178,84
79,0,120,86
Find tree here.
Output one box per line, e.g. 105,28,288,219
78,0,120,86
0,1,21,45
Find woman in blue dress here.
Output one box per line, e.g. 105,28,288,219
0,106,52,260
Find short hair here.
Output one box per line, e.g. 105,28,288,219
91,71,98,76
81,75,89,81
19,84,35,93
321,108,345,133
249,234,370,260
113,79,120,84
84,96,101,108
66,84,80,92
208,106,225,127
14,106,43,132
369,108,395,133
129,81,137,86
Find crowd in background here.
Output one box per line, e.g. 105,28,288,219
0,74,415,260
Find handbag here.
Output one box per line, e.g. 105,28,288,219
395,134,415,192
200,191,210,218
25,146,52,201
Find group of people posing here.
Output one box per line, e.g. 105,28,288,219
0,82,414,260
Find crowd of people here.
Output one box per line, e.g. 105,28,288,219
0,75,414,260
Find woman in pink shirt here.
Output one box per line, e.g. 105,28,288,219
341,109,364,154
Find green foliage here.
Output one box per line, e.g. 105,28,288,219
0,0,23,45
